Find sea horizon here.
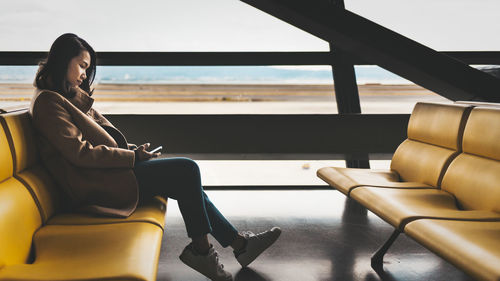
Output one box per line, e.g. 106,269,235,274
0,65,412,85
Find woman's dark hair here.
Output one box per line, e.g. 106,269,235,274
35,33,96,98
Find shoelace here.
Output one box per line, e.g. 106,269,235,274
243,230,271,239
210,250,225,270
242,231,254,238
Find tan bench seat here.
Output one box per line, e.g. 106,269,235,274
351,187,500,229
405,219,500,281
317,167,432,196
317,102,500,281
318,102,471,196
352,106,500,229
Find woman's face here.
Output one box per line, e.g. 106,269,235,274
66,50,90,88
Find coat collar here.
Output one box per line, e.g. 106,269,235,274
34,86,94,114
68,87,94,114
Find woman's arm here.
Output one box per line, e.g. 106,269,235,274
88,107,114,127
32,92,135,169
88,108,136,150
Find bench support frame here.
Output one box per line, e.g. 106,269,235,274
371,229,401,271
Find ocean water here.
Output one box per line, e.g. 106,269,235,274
0,65,409,85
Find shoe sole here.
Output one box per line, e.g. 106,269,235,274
179,253,233,281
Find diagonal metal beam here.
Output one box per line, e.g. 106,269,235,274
241,0,500,102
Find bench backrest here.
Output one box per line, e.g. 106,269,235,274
0,113,43,266
441,107,500,212
390,102,472,187
1,111,60,222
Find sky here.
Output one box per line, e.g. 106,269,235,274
0,0,499,52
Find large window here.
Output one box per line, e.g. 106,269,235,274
1,0,495,186
2,0,492,115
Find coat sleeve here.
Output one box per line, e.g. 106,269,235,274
31,92,135,169
88,108,114,127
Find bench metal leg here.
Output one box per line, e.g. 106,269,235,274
371,229,401,271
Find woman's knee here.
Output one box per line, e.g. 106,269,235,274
172,158,202,191
176,157,201,175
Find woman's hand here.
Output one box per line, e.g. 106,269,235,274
134,143,161,162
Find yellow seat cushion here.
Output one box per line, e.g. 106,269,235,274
462,107,500,161
0,116,13,182
438,107,500,212
47,197,167,230
316,103,471,193
0,178,42,266
441,154,500,212
317,167,432,196
15,164,168,228
0,222,163,281
2,111,62,222
406,102,471,150
1,111,38,173
350,187,500,229
390,102,471,186
405,219,500,281
390,140,458,186
15,166,61,223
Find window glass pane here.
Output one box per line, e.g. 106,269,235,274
0,65,338,114
197,160,345,186
0,0,327,51
355,66,451,114
0,65,461,115
194,159,390,186
345,0,500,51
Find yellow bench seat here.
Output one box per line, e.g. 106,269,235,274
317,167,432,196
15,164,167,230
47,197,167,230
350,187,500,229
0,223,163,281
317,102,471,195
0,109,167,281
405,219,500,281
317,103,500,280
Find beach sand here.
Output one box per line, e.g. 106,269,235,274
0,83,449,114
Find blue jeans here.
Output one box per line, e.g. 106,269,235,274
133,157,239,247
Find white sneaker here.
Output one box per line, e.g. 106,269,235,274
179,243,233,281
234,227,282,267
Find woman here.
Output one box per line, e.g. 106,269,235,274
30,33,280,281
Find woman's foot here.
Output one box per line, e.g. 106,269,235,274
179,243,233,281
233,227,282,267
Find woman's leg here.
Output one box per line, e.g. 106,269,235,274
133,157,239,247
134,157,281,276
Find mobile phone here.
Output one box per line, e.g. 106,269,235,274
149,146,163,154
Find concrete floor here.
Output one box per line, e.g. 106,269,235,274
156,190,474,281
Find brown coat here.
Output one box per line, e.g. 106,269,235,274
29,87,138,217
